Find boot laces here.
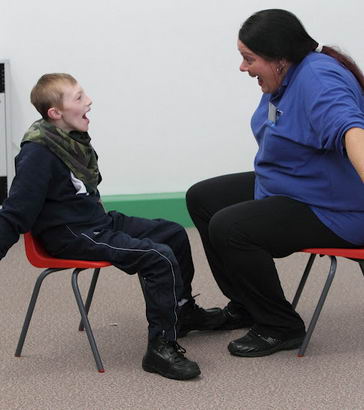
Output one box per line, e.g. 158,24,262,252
171,341,186,354
164,340,187,363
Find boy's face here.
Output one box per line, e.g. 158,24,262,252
53,82,92,133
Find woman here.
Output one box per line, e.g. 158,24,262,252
187,9,364,357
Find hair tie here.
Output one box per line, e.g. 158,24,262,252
315,44,324,53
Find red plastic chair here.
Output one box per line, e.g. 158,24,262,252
16,232,112,372
293,247,364,356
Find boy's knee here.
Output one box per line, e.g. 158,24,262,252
162,220,189,246
170,221,186,235
153,243,175,261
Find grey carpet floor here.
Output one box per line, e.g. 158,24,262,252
1,228,364,410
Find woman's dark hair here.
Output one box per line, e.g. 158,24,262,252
239,9,364,90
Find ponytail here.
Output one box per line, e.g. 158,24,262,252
319,46,364,91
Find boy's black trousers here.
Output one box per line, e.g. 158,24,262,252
186,172,354,339
42,212,195,342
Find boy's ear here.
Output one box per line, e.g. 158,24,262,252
47,107,62,120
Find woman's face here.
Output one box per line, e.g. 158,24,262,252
237,40,289,94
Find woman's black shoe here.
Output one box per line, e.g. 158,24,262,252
216,303,254,330
228,328,305,357
142,336,201,380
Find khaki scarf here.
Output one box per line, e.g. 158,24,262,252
21,119,101,194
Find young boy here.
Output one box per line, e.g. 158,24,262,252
0,73,226,380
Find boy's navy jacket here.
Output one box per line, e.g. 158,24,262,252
0,141,107,259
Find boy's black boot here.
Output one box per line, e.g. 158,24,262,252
142,335,201,380
178,298,226,337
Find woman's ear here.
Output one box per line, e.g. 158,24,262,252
47,107,62,120
276,59,291,74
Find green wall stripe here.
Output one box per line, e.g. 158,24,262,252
101,192,194,227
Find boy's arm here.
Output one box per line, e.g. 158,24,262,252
0,143,53,260
0,218,19,260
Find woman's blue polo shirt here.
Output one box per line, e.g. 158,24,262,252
251,52,364,245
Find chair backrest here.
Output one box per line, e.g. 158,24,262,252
23,232,111,269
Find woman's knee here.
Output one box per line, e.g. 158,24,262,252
209,209,234,250
186,180,208,213
208,205,259,252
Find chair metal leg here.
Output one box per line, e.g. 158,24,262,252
298,255,337,357
358,261,364,277
78,268,101,331
292,254,316,309
15,268,66,357
71,268,105,373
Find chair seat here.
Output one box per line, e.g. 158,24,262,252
24,232,111,269
302,247,364,259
